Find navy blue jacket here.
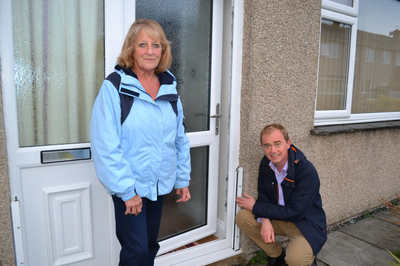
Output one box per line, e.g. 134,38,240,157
252,145,327,255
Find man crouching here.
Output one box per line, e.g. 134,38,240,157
236,124,327,266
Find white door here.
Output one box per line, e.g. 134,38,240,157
1,1,111,265
1,0,223,265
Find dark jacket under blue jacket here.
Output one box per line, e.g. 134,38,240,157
252,144,327,255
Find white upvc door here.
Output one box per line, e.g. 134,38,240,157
1,0,234,265
1,0,112,265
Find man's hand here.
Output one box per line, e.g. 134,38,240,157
125,195,143,216
236,192,256,211
176,187,191,202
260,218,275,243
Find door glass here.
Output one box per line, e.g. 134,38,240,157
158,147,208,240
12,0,104,147
136,0,213,241
136,0,213,133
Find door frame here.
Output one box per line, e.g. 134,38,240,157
155,0,244,264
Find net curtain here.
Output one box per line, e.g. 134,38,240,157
12,0,104,147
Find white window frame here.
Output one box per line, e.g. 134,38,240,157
315,9,357,124
321,0,359,17
315,0,400,126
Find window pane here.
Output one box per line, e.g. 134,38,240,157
352,0,400,114
396,53,400,66
136,0,213,133
328,0,353,7
316,19,351,111
13,0,104,147
159,146,208,240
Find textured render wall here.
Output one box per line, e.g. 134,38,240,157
0,61,15,266
239,0,400,256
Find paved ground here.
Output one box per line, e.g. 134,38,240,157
316,209,400,266
243,209,400,266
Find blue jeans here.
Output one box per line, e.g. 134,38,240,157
112,195,165,266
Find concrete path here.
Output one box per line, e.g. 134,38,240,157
227,209,400,266
316,210,400,266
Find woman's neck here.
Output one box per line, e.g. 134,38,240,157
132,67,159,100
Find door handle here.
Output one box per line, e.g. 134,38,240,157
210,103,221,135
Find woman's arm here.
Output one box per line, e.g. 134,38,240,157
90,79,137,201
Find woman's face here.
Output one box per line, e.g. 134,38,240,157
132,30,162,73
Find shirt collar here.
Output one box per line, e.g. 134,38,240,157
269,160,288,174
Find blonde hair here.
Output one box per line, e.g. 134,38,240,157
260,123,290,146
117,19,172,74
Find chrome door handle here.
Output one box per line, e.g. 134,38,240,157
210,103,221,135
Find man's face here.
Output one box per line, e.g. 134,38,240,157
262,129,291,169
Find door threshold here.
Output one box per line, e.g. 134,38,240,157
155,238,241,266
158,235,219,257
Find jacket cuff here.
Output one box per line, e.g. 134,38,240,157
174,180,190,189
120,187,137,201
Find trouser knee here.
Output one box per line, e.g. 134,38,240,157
285,250,315,266
235,209,245,229
235,209,255,230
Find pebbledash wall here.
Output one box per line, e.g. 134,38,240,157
0,61,15,266
239,0,400,255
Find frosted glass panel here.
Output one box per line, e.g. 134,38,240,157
136,0,213,132
12,0,104,147
159,146,208,240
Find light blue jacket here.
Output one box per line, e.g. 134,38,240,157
90,65,191,201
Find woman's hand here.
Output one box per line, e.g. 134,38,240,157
176,187,191,202
124,195,143,216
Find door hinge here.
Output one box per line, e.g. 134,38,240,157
11,199,25,265
233,166,244,251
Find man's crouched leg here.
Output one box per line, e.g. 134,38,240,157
236,210,316,266
269,220,315,266
235,209,283,258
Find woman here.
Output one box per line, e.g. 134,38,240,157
90,19,191,266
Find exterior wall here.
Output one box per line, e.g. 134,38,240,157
239,0,400,255
0,61,15,265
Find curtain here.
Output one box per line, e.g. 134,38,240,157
316,19,350,111
12,0,104,147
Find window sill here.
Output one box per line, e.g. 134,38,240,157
311,120,400,135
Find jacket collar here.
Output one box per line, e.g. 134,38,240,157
115,64,175,85
114,64,177,100
285,144,306,182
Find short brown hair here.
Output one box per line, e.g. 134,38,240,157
117,19,172,74
260,124,290,146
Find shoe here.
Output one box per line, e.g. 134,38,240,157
266,250,285,266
